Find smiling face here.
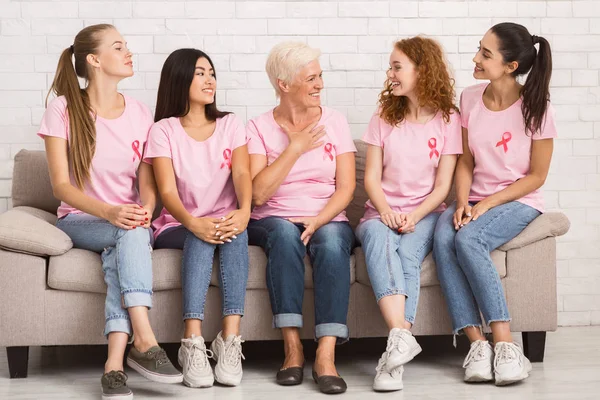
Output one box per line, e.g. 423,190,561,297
472,29,517,81
188,57,216,106
282,59,323,108
86,28,133,79
386,48,418,97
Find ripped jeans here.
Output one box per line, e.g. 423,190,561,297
57,213,154,336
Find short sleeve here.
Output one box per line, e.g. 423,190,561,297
333,113,357,155
361,112,382,147
246,120,267,156
441,112,463,155
143,121,172,163
228,114,249,150
37,97,69,140
533,103,558,140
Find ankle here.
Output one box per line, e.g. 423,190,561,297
105,361,123,374
134,338,158,353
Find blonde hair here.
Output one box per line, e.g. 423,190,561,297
265,41,321,96
46,24,115,189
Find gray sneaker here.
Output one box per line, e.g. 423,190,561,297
101,370,133,400
126,346,183,384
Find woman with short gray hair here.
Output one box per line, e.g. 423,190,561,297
246,42,356,394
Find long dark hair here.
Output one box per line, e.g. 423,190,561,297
490,22,552,135
47,23,115,189
154,48,229,122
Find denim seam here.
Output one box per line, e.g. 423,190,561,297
472,207,515,323
184,313,204,321
121,288,153,295
218,245,229,315
375,289,407,303
260,225,281,314
385,228,397,290
223,309,244,317
106,314,129,321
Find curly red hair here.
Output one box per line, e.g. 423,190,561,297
378,36,457,126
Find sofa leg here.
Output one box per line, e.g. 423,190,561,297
7,346,29,378
522,331,546,362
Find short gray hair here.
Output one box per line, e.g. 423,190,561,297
265,41,321,96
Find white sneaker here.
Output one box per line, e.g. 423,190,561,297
385,328,422,370
178,335,214,388
463,340,494,382
210,331,245,386
494,342,532,386
373,351,404,392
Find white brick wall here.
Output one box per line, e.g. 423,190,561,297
1,0,599,326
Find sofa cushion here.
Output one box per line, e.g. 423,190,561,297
0,207,72,256
12,150,60,214
354,246,506,288
48,246,357,294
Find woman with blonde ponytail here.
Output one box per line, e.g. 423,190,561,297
38,24,182,399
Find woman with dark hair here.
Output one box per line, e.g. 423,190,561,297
39,24,182,400
433,22,557,386
355,36,462,392
145,48,251,388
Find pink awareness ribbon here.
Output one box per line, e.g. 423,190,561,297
323,143,334,161
428,138,439,159
220,148,232,169
131,140,142,162
496,131,512,153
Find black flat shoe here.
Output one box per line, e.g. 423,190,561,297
312,368,347,394
276,365,304,386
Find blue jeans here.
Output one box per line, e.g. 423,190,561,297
154,225,248,321
247,217,355,342
355,212,441,325
433,201,541,334
56,213,154,336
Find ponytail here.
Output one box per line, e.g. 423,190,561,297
521,35,552,136
47,46,95,189
490,22,553,135
45,24,114,189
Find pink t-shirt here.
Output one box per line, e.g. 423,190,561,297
360,110,463,222
247,106,357,222
461,83,558,212
143,113,247,238
37,95,153,219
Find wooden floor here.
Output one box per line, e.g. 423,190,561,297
1,326,599,399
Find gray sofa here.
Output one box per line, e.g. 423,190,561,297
0,140,570,378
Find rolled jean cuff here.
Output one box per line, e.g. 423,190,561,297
183,313,204,321
273,313,303,329
104,314,131,337
123,290,153,309
315,323,349,344
223,308,245,318
375,289,408,303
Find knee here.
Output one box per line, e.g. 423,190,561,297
454,226,481,255
266,219,303,250
358,220,390,247
117,227,152,247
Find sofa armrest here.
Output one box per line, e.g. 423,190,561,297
499,212,570,251
0,206,72,256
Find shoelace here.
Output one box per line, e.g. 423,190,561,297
105,371,128,389
148,348,171,367
375,353,388,373
223,336,245,367
494,343,517,369
386,330,410,354
462,340,489,368
375,352,402,377
184,341,213,375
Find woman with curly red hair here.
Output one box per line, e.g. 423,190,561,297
355,36,462,392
